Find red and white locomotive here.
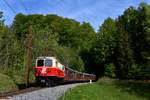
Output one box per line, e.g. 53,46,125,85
34,56,96,86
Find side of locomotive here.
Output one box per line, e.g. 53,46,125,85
34,56,96,86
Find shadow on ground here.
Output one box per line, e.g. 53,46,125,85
16,82,39,89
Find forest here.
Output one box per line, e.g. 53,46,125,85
0,3,150,83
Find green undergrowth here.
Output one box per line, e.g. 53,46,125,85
0,68,35,93
59,78,150,100
0,73,18,93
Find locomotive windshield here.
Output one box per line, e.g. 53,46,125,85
37,59,52,67
45,59,52,67
37,59,44,67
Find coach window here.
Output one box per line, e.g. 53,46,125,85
45,59,52,67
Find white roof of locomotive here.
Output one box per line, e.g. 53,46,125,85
37,56,56,59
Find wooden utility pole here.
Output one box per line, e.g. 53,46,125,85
25,25,32,87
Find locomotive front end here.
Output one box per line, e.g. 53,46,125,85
34,57,65,86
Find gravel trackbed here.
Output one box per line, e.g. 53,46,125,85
7,83,88,100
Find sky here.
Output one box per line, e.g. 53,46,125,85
0,0,150,31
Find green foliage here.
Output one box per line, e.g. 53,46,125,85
0,73,18,93
57,47,85,71
128,64,150,79
114,19,134,78
104,63,116,78
113,3,149,78
97,17,117,63
87,18,117,77
89,3,150,79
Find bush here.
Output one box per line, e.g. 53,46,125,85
57,47,85,72
0,73,18,93
104,63,116,78
128,64,150,79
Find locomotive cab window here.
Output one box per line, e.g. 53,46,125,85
37,59,44,67
45,59,52,67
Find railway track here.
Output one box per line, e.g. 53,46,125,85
0,86,42,99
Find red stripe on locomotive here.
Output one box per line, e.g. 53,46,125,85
34,67,64,77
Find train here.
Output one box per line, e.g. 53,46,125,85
34,56,96,86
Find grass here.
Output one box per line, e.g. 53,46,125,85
0,68,35,93
59,78,150,100
0,73,18,93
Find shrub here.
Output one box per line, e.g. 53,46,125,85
104,63,116,78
